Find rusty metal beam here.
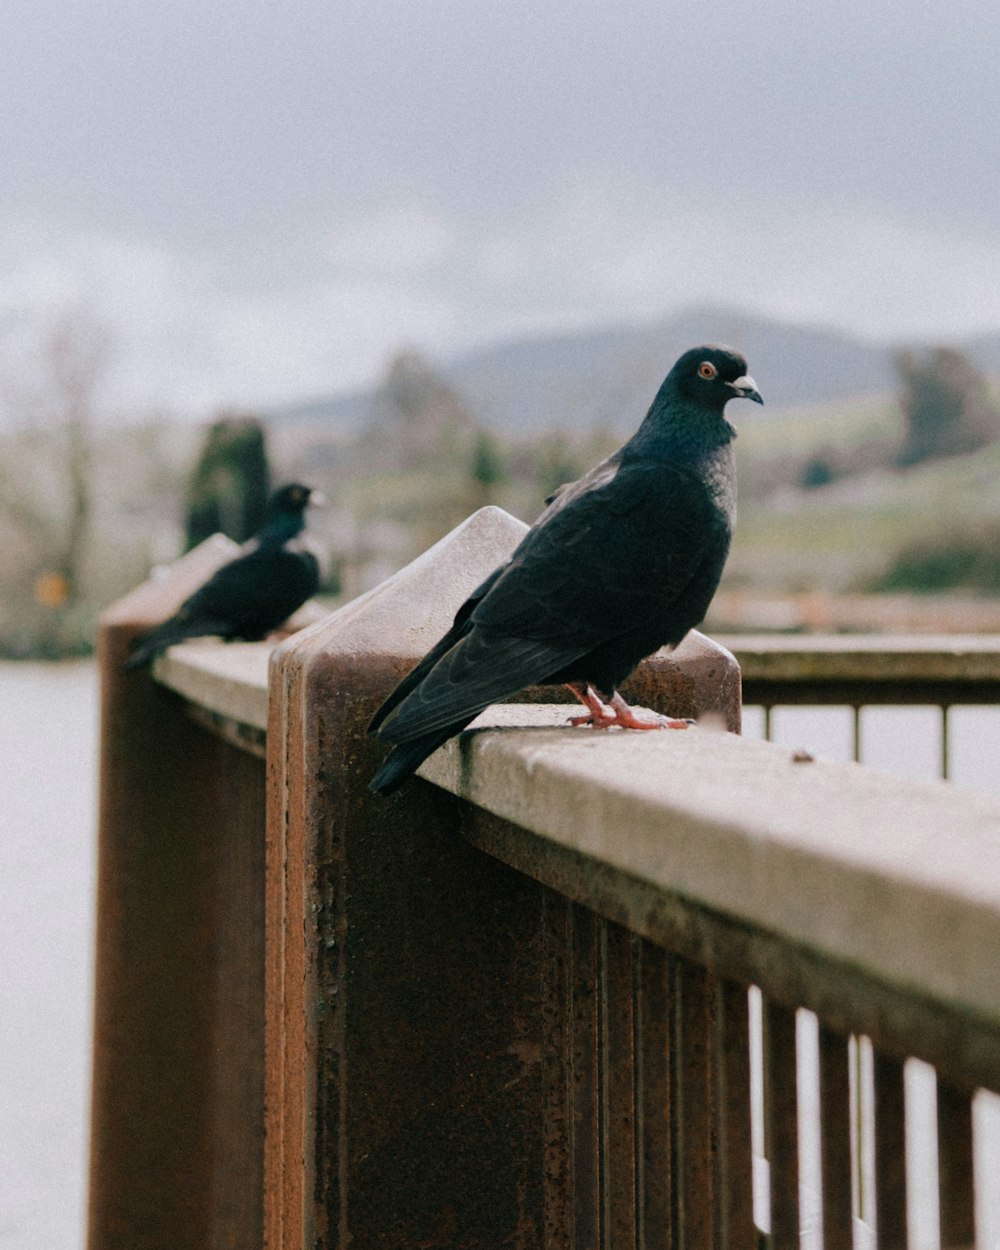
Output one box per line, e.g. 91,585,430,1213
742,678,1000,707
461,814,1000,1097
90,539,266,1250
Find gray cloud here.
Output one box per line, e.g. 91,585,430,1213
3,0,1000,412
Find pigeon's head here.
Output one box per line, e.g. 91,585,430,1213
268,483,325,517
669,345,763,411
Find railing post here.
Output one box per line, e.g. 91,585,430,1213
89,537,269,1250
265,507,539,1250
263,505,743,1250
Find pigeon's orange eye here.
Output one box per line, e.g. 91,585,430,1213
698,361,717,380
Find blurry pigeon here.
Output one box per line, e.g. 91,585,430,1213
125,482,324,669
369,345,762,795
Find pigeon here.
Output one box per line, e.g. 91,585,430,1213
368,344,762,795
124,482,324,669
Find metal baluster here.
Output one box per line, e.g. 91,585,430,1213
873,1051,907,1249
818,1025,853,1250
572,906,601,1248
673,957,717,1250
541,891,573,1250
762,999,800,1249
635,940,673,1250
715,980,756,1249
937,1080,975,1250
940,704,951,781
599,921,638,1248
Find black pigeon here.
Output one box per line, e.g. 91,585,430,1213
125,482,323,670
368,345,762,795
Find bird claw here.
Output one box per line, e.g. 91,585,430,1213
565,684,695,731
567,708,692,730
567,710,603,726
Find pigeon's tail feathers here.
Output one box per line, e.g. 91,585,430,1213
368,729,457,796
368,623,467,736
375,630,581,744
368,567,504,738
122,637,163,670
122,618,223,670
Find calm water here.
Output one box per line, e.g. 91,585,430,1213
1,662,999,1248
0,662,97,1250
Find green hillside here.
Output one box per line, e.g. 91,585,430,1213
728,394,1000,594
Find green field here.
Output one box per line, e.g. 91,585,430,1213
728,394,1000,594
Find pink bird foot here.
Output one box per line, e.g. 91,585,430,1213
566,682,614,725
566,684,693,730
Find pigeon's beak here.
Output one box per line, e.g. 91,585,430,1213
308,490,328,508
729,375,763,405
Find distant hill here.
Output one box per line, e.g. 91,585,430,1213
267,305,1000,439
446,306,894,435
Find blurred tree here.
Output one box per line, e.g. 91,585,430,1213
532,431,587,501
469,430,506,506
799,452,835,490
895,346,1000,467
185,415,270,549
0,307,110,653
46,311,109,609
869,520,1000,594
363,351,477,472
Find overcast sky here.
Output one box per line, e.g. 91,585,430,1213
4,0,1000,415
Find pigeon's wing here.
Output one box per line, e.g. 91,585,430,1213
125,549,319,669
179,548,318,637
123,611,234,669
368,565,505,735
124,559,262,667
372,466,631,741
376,460,726,743
537,449,623,514
372,625,586,743
249,549,320,626
474,458,728,649
172,551,262,623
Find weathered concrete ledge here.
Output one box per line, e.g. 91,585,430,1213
420,703,1000,1031
153,639,271,731
148,630,1000,725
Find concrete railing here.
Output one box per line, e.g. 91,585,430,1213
90,508,1000,1250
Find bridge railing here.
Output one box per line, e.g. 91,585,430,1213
724,632,1000,786
89,510,1000,1250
